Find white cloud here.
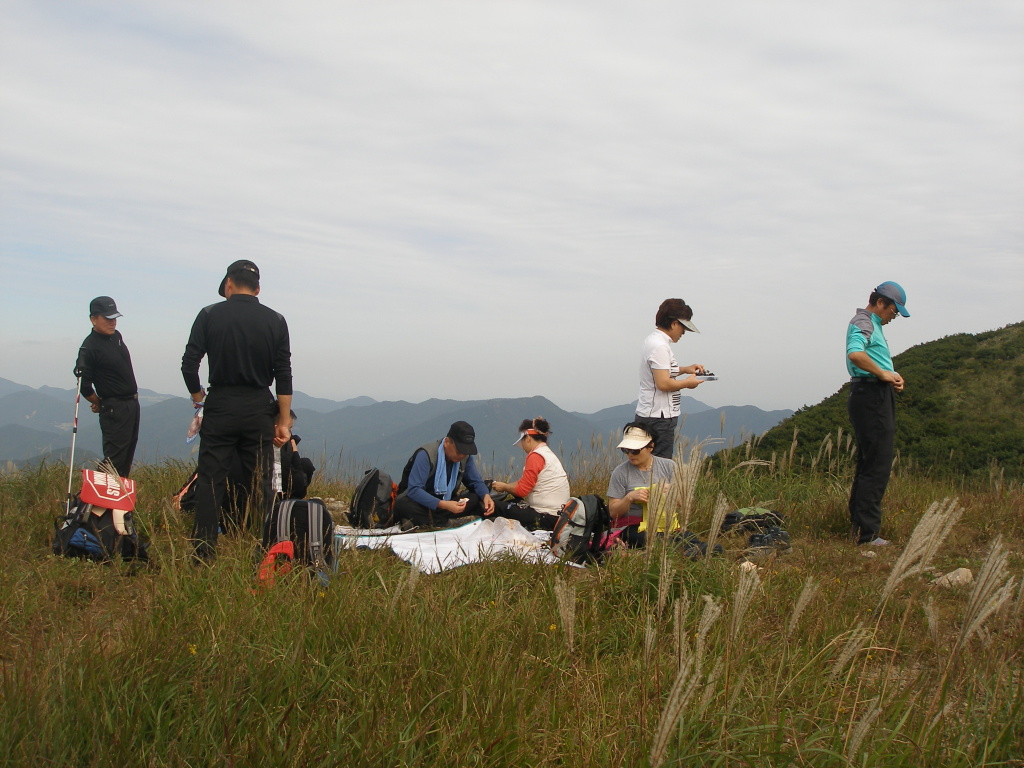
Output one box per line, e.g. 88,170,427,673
2,0,1021,412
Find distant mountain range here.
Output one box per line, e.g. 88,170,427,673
0,377,792,479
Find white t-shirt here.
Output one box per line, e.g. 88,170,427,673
636,329,680,418
272,446,283,494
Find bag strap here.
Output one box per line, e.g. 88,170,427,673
276,499,295,543
306,500,324,567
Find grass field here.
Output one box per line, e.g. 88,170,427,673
1,438,1021,767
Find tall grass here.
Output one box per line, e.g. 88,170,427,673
1,435,1021,766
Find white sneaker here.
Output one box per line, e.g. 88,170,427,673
862,537,891,547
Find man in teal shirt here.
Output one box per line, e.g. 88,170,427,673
846,281,909,546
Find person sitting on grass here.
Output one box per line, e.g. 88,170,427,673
274,408,315,500
392,420,496,530
606,423,677,548
488,417,571,531
172,456,251,534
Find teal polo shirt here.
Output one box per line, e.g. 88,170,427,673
846,308,893,378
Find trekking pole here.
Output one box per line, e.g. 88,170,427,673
66,373,82,516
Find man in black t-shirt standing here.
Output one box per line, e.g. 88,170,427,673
181,261,293,563
75,296,140,478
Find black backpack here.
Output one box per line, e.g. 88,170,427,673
260,498,334,584
53,495,149,563
550,494,610,564
348,468,397,528
721,507,786,533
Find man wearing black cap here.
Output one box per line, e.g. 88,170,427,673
846,281,910,547
75,296,140,477
181,260,293,562
393,421,496,529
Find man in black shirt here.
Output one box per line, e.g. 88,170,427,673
181,260,293,563
75,296,140,477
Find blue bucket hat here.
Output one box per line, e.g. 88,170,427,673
875,281,909,317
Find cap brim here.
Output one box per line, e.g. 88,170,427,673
617,437,651,450
512,433,526,446
218,276,228,297
896,304,910,318
679,319,699,333
454,441,478,455
104,312,122,319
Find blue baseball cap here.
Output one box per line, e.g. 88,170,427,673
875,281,909,317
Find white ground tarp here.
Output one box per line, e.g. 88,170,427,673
334,517,559,574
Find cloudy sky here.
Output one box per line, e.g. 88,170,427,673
2,0,1021,413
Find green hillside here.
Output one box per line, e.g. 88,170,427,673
753,321,1024,479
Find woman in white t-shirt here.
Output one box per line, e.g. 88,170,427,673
489,417,571,531
635,298,706,459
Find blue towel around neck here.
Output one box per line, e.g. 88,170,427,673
434,442,459,501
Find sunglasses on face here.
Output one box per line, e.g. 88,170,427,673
621,445,651,456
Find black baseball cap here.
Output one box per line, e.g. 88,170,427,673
218,260,260,297
89,296,122,319
447,421,479,455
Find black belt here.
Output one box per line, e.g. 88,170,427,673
103,393,138,401
850,377,885,384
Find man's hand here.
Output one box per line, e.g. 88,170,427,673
439,498,468,514
90,402,100,413
273,422,292,447
877,370,905,392
482,493,495,515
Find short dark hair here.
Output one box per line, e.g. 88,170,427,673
868,291,895,308
517,416,551,441
229,266,259,292
655,298,692,330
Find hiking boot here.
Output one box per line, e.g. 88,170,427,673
398,518,417,532
747,526,792,555
860,537,891,547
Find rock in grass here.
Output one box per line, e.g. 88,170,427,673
931,567,973,588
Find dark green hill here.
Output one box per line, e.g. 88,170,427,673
752,321,1024,479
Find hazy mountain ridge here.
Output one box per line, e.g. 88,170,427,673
0,378,791,477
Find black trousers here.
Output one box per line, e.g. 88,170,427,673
848,380,896,543
192,387,276,558
634,414,678,459
98,397,140,477
393,492,486,528
490,498,558,532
